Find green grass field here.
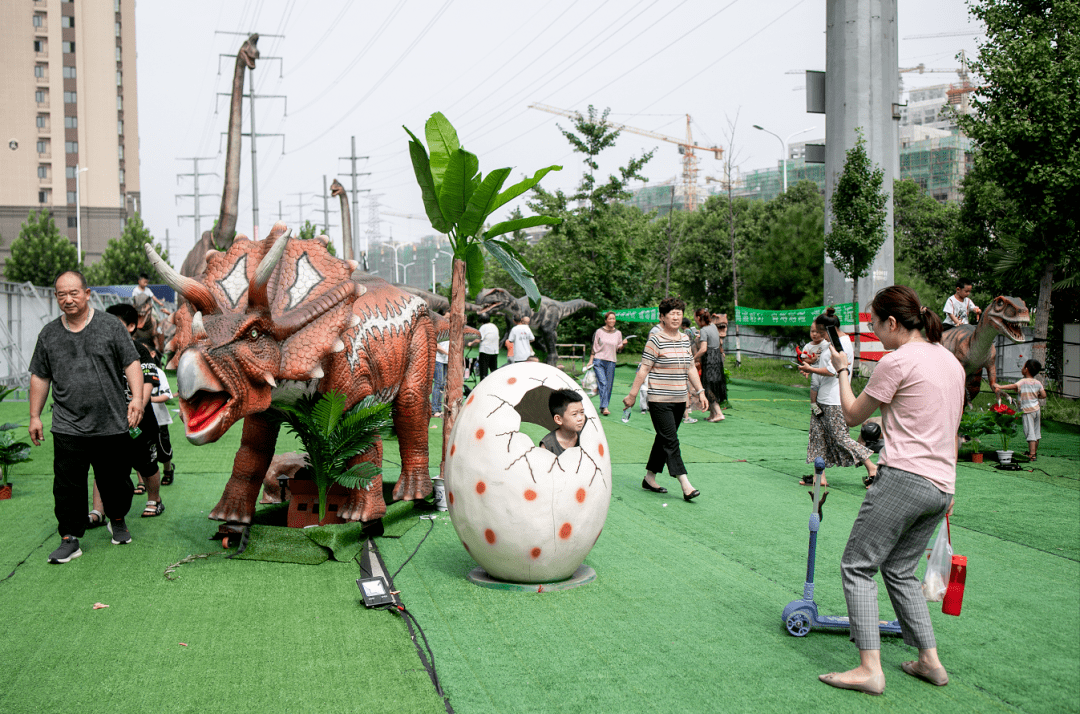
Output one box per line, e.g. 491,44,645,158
1,365,1076,713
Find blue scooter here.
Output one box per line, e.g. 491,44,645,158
782,457,903,637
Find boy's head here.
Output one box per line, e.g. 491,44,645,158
522,315,531,326
955,278,973,299
137,273,150,288
1023,359,1042,378
106,303,139,334
549,388,586,435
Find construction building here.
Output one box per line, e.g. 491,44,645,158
0,0,140,276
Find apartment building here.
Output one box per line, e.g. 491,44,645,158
0,0,140,274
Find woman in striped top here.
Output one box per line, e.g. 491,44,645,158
623,297,709,501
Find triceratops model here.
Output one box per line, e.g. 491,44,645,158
940,295,1030,402
146,222,436,525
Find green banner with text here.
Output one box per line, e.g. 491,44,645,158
735,303,857,327
609,307,659,323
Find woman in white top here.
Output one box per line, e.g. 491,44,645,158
797,307,876,487
468,314,500,380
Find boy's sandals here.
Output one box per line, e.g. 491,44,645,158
87,509,106,529
1028,454,1037,462
133,482,147,496
141,500,165,518
161,464,175,486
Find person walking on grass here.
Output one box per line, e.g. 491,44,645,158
996,359,1047,462
693,308,725,423
105,304,166,519
29,271,144,564
584,311,627,416
507,315,536,364
623,297,708,501
818,286,963,696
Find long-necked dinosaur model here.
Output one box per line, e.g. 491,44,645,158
179,34,259,281
940,295,1029,402
147,222,436,526
476,287,596,365
330,178,353,262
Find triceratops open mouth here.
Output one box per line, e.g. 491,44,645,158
183,390,233,435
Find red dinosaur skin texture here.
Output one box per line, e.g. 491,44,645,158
160,222,435,525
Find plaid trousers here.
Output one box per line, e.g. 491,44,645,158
841,465,952,650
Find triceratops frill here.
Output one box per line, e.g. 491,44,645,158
145,222,436,525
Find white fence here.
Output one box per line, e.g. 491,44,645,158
0,281,158,390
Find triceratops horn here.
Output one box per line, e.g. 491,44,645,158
248,223,290,310
144,243,216,314
191,311,208,339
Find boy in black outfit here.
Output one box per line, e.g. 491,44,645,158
539,389,587,457
105,304,165,519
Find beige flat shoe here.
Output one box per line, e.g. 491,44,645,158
818,671,885,696
901,661,948,686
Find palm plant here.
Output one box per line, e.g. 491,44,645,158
0,387,32,489
271,392,393,522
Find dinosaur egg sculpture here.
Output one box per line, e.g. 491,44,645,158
445,362,611,583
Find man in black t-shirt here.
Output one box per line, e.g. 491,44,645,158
29,272,145,564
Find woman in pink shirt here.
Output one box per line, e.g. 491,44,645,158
818,286,965,696
585,311,627,416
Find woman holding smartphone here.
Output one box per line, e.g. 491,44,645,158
817,286,964,696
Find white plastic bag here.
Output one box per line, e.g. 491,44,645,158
921,523,952,602
638,376,650,412
581,366,598,395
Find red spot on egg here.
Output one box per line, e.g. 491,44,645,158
467,394,474,405
450,444,456,456
476,481,486,495
524,489,537,501
559,523,572,539
576,488,586,503
507,377,517,384
598,443,605,456
485,529,497,544
448,492,454,505
531,547,541,559
475,428,485,440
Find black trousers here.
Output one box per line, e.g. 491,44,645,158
53,432,133,538
646,401,687,476
478,352,498,380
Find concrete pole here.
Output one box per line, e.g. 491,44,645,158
823,0,897,318
350,136,359,258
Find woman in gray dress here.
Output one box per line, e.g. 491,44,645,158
693,308,725,422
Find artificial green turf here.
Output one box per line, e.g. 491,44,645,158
1,366,1077,713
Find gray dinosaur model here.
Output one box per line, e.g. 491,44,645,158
475,288,596,365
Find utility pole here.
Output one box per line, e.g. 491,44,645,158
365,194,384,270
339,136,370,256
277,200,285,222
290,192,314,228
176,156,218,246
165,229,170,259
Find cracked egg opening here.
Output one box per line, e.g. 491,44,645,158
445,362,612,583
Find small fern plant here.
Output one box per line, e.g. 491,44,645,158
271,392,393,522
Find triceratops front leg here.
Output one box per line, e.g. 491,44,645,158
209,413,280,524
392,330,435,503
339,438,387,522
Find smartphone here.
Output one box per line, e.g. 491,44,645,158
826,325,843,353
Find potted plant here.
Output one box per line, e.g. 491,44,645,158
988,402,1022,463
958,409,994,463
0,387,32,499
270,391,392,525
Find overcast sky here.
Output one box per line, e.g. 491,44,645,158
135,0,984,263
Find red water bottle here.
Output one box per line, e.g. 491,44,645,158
941,515,966,616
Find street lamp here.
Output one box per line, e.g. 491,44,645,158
401,261,416,285
431,248,453,292
74,165,89,261
752,125,816,194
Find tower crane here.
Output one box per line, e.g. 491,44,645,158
529,103,722,212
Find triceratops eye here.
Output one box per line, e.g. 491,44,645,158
249,328,259,340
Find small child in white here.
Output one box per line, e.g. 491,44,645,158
539,389,587,457
997,359,1047,461
799,323,828,417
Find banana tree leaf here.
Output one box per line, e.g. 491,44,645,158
485,239,540,306
465,243,485,299
484,215,562,241
459,167,512,239
438,149,478,225
491,165,562,213
404,127,450,233
464,172,482,212
425,112,461,190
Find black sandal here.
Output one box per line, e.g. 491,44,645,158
161,465,175,486
87,510,106,529
133,482,147,496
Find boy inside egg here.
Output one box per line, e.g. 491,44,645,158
539,389,586,457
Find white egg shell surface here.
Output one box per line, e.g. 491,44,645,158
445,362,612,583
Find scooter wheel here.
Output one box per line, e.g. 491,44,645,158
786,610,813,637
